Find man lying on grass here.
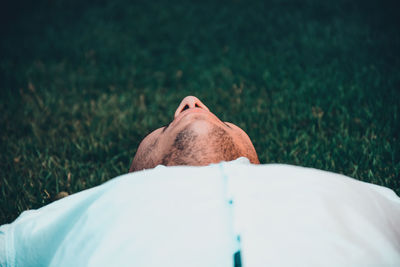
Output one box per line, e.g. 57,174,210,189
1,96,400,267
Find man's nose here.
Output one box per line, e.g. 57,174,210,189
174,96,210,119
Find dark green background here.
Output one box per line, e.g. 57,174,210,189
1,0,399,224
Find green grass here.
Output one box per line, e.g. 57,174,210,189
1,0,399,224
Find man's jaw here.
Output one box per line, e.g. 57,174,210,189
167,108,215,130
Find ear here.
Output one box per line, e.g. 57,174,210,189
250,156,260,164
129,154,140,172
129,159,136,172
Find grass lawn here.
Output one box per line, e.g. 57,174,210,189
1,0,399,224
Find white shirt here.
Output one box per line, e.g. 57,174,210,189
1,158,400,267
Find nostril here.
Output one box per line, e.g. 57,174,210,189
174,96,210,119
